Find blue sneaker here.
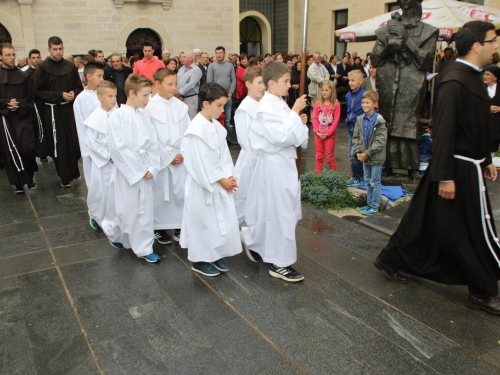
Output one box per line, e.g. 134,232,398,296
211,258,229,272
139,253,160,263
346,178,360,186
356,205,368,212
191,262,220,277
108,239,124,249
361,207,378,216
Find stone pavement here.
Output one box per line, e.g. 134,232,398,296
1,125,499,374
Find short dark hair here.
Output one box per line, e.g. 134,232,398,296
215,46,226,53
29,49,40,58
343,52,351,59
48,36,63,47
455,21,495,57
0,43,14,55
239,53,248,62
199,82,228,105
84,62,105,78
88,49,96,57
262,61,290,88
143,42,154,48
96,50,103,55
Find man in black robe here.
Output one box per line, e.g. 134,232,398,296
35,36,83,187
0,43,37,193
374,21,500,315
25,48,50,160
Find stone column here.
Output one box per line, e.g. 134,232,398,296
18,0,36,54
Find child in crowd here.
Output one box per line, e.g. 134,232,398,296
101,74,161,263
241,61,308,282
345,70,366,185
233,65,266,226
145,68,190,245
352,90,387,216
417,124,433,177
312,80,340,173
73,62,104,191
84,81,117,230
180,82,242,277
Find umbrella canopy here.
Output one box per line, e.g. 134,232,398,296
335,0,500,42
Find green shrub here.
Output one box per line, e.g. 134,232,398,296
319,170,346,191
300,170,357,210
307,186,332,207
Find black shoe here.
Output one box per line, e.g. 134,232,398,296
27,182,37,190
227,139,239,146
173,229,181,242
154,230,172,245
61,182,72,188
14,185,25,194
269,264,304,282
373,257,408,283
467,295,500,315
241,231,261,262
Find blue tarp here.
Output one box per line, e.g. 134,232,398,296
348,182,411,209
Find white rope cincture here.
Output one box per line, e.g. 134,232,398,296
34,103,43,143
2,116,24,172
454,154,500,269
45,101,70,158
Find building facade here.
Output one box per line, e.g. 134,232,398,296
1,0,500,61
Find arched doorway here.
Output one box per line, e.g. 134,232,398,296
0,23,12,44
125,28,162,58
240,17,262,56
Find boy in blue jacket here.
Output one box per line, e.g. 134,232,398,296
352,90,387,215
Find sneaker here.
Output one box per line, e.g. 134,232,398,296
346,178,360,186
27,182,36,190
361,207,378,216
74,176,81,181
14,185,25,194
191,262,220,277
61,182,71,188
241,231,260,262
139,253,160,263
89,214,100,230
108,239,124,249
173,229,181,242
211,258,229,272
356,205,368,212
154,230,172,245
269,264,304,282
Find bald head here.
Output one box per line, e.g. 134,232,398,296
184,50,194,66
162,49,170,59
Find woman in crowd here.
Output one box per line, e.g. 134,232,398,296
484,65,500,156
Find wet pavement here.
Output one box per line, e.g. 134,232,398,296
0,123,499,374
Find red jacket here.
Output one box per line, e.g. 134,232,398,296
235,66,247,99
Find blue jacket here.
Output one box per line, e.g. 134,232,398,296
345,87,366,131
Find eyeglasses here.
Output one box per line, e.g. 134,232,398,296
483,37,497,44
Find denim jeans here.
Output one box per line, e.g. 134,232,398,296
224,98,232,140
347,129,364,180
363,164,382,209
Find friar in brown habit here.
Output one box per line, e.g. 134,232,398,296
374,21,500,315
35,36,83,187
0,43,38,193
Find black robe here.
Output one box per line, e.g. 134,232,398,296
488,83,500,151
0,67,37,186
378,61,500,297
35,57,83,184
26,66,50,158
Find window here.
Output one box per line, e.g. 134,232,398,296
334,9,348,57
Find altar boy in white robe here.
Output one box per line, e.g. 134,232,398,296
73,62,104,192
84,81,117,230
102,74,161,263
233,66,266,227
180,82,242,277
145,68,190,245
241,61,308,282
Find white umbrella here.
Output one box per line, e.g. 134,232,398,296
335,0,500,42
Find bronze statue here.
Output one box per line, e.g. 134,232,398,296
371,0,438,178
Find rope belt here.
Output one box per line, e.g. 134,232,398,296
34,103,43,143
454,154,500,268
45,102,70,157
2,116,24,172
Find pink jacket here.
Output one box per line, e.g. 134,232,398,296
312,101,340,137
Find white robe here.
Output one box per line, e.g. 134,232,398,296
73,89,99,188
233,96,260,226
84,107,113,227
101,105,160,257
180,113,242,262
241,93,309,267
144,95,190,230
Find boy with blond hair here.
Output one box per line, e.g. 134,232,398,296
102,74,161,263
84,81,117,230
241,61,308,281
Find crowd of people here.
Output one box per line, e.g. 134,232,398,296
1,19,500,314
